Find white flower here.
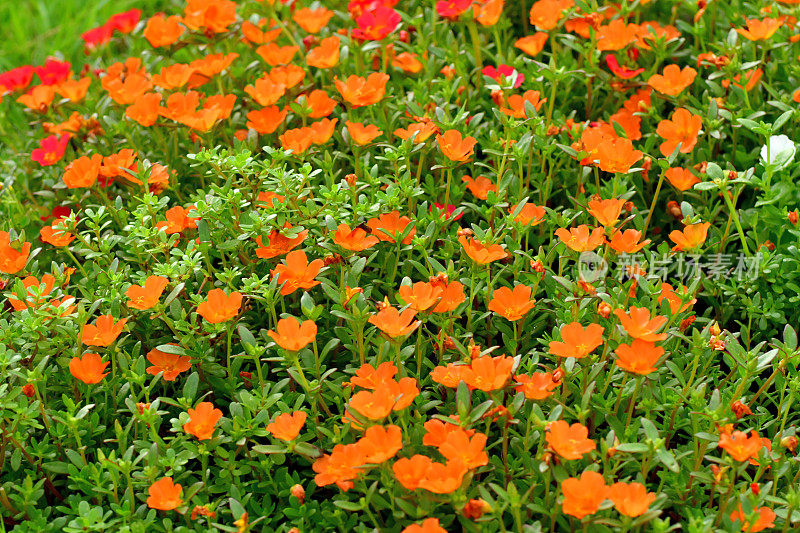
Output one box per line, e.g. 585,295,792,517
760,134,796,170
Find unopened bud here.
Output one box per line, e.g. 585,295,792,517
290,484,305,503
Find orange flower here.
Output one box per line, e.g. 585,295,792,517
658,283,696,314
555,225,605,252
55,77,91,102
529,0,573,30
156,205,199,234
268,64,305,88
488,285,537,321
0,231,31,274
105,73,152,105
334,73,389,108
272,250,323,295
146,346,191,381
547,420,596,459
100,149,138,180
127,275,169,310
436,130,477,162
143,14,185,47
418,460,467,494
256,43,299,66
333,224,380,252
423,418,475,447
247,105,287,134
669,222,710,251
514,33,548,56
366,211,416,244
474,0,503,25
62,154,102,189
594,137,643,173
549,322,604,358
648,64,697,96
615,339,665,374
303,90,338,118
607,229,650,254
395,121,440,143
306,36,341,69
244,75,286,107
184,401,223,440
402,518,447,533
183,0,236,33
82,315,127,346
196,289,243,323
500,90,546,119
392,52,424,74
657,108,702,157
242,19,281,45
359,424,403,463
346,121,382,145
309,118,338,145
152,64,193,90
596,19,639,51
459,235,508,264
587,198,626,227
729,505,776,532
438,429,489,469
349,388,397,420
431,363,467,388
126,92,162,127
347,361,398,389
512,203,546,226
40,221,75,247
293,7,334,33
313,442,365,490
69,353,110,384
267,317,317,351
266,411,307,441
8,274,55,311
255,226,308,259
664,167,700,191
718,430,763,462
146,477,183,511
393,454,434,490
369,307,419,338
460,354,515,391
462,175,496,199
561,470,608,519
514,372,559,400
17,85,55,110
613,307,668,342
279,126,315,154
432,280,466,313
736,18,782,41
609,482,656,517
398,282,444,312
257,191,285,208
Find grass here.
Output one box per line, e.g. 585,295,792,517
0,0,169,70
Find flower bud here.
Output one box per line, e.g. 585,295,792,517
597,301,612,318
781,435,798,452
290,484,305,503
462,499,491,519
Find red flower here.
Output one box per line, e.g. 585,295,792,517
352,6,401,41
31,135,70,166
0,66,35,93
482,64,524,88
605,55,644,79
35,59,71,85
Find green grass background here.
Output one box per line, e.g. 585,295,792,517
0,0,170,70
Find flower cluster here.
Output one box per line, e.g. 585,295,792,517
2,0,800,531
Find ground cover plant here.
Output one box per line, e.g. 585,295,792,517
2,0,800,531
